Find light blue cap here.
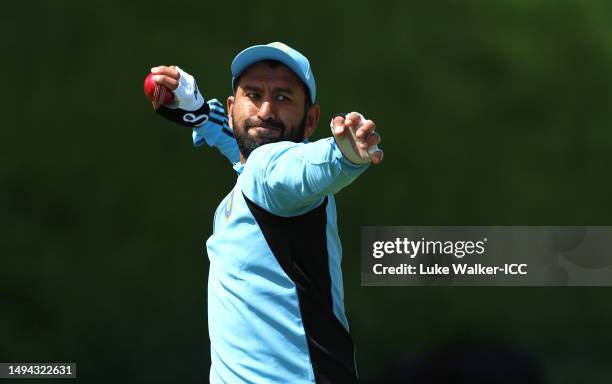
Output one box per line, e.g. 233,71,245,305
231,42,316,103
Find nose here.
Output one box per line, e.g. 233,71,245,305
257,100,275,121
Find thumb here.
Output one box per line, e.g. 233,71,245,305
330,116,347,138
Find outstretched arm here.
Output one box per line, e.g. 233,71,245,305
241,112,383,216
148,66,240,163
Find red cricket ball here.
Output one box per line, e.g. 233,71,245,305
143,72,174,105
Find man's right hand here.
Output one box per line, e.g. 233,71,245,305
149,66,210,128
149,66,180,109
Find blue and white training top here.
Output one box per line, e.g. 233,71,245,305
175,98,368,383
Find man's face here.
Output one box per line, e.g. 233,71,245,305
228,61,319,160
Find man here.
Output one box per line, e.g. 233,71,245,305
149,42,383,383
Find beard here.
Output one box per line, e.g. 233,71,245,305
232,113,307,159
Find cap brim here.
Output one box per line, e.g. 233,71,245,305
231,45,313,102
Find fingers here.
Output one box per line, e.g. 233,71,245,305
370,147,384,164
355,118,383,165
358,132,380,151
344,111,363,129
355,119,376,140
331,115,347,137
344,112,375,139
360,131,384,165
150,65,180,90
150,65,180,80
151,74,179,90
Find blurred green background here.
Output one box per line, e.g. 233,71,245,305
2,0,612,382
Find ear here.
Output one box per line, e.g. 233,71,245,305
227,95,235,128
304,104,320,139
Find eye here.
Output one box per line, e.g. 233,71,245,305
276,94,291,102
246,92,260,101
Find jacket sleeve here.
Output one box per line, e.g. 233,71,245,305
191,99,240,164
240,138,369,216
154,67,240,164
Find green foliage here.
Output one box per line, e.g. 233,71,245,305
2,0,612,382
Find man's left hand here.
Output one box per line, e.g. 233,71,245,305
331,112,383,165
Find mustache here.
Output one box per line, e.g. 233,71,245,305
244,117,286,132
